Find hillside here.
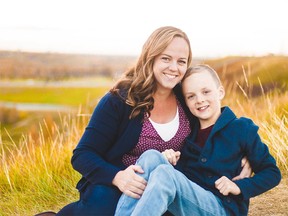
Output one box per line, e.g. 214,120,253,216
0,50,136,79
1,50,287,96
203,55,288,96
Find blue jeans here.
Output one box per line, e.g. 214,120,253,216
115,150,228,216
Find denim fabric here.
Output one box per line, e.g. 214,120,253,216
115,150,228,216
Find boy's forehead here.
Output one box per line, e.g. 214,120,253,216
187,71,213,81
183,71,217,89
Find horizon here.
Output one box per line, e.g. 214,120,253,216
1,49,286,61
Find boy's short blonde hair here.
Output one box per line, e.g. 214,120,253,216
183,64,222,87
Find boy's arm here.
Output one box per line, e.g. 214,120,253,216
233,120,281,200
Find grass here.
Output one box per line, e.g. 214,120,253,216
223,90,288,172
0,76,113,106
204,55,288,97
0,113,85,215
0,77,112,143
0,86,109,106
248,173,288,216
0,69,287,215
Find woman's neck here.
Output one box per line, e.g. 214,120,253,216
153,89,174,101
150,90,177,124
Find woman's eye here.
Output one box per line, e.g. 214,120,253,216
179,60,187,65
162,57,169,62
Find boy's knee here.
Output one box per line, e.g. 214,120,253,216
137,149,166,164
135,150,169,173
142,149,161,157
149,165,177,192
153,164,174,178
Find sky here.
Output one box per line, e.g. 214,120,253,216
0,0,287,58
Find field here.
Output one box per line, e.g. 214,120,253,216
0,51,287,215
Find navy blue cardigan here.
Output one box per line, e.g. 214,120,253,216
177,106,281,215
72,85,194,191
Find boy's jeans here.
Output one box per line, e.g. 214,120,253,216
115,149,228,216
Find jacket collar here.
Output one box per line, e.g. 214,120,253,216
210,106,236,135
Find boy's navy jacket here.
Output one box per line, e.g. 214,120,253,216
177,106,281,216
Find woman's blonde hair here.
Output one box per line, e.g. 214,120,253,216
111,26,192,118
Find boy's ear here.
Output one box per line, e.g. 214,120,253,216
218,86,225,100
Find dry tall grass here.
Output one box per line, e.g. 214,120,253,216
0,75,287,215
0,111,88,215
222,68,288,171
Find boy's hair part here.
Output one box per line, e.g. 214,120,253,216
183,64,222,87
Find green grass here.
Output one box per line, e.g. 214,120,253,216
0,86,109,106
0,81,111,144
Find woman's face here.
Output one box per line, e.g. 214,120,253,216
153,37,189,92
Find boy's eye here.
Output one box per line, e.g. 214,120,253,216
203,90,210,94
187,95,195,99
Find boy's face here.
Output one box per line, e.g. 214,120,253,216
182,71,225,129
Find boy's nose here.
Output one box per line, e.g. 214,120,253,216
196,95,204,103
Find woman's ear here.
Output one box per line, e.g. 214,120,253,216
218,86,225,100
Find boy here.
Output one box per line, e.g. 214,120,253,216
115,64,281,216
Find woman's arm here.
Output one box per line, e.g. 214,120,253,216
232,156,252,181
71,93,128,185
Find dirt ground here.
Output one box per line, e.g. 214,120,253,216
248,173,288,216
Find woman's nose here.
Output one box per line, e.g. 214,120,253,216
169,61,178,71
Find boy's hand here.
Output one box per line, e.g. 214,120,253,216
162,149,181,166
215,176,241,196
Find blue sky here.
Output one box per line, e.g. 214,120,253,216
0,0,287,58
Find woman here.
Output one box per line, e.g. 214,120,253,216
38,26,250,216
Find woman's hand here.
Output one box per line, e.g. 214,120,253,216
112,165,147,199
232,157,253,181
162,149,181,166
